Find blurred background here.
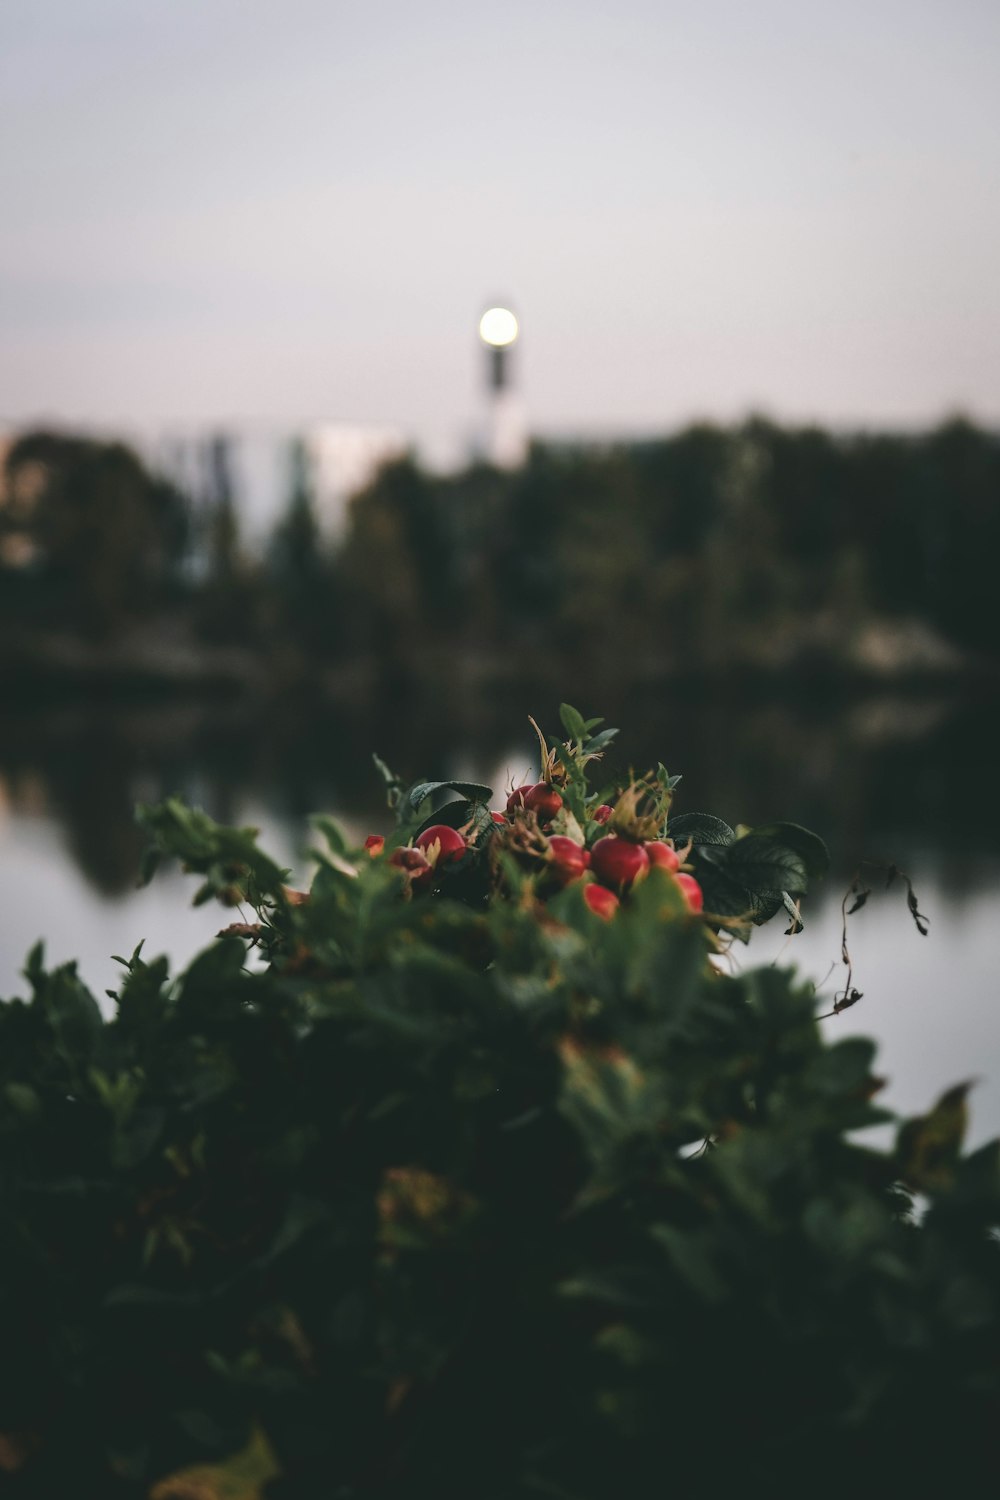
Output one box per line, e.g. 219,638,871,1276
2,0,999,1136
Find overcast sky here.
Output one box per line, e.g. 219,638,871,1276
2,0,998,459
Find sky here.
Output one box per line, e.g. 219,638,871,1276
1,0,999,461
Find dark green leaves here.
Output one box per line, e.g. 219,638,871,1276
655,762,682,793
413,798,494,844
674,818,828,935
136,798,289,908
7,708,991,1500
668,812,734,847
897,1081,974,1192
372,751,404,811
558,703,619,759
401,779,492,820
20,944,103,1063
700,835,808,894
558,702,590,741
751,822,830,881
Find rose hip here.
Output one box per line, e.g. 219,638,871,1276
590,836,650,891
583,884,620,920
524,782,563,821
674,873,704,912
506,784,534,812
547,835,590,884
414,825,467,868
644,841,680,873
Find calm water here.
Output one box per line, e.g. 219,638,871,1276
2,686,999,1144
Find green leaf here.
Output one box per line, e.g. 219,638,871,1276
112,940,147,972
559,703,587,741
941,1274,996,1332
668,812,735,846
949,1140,1000,1216
751,822,830,880
372,751,403,810
4,1082,41,1119
804,1037,878,1097
897,1081,974,1192
111,1106,166,1170
650,1224,730,1303
748,889,785,925
256,1194,331,1267
149,1423,280,1500
313,814,348,856
701,835,808,895
402,780,493,819
23,939,45,985
138,843,162,887
557,1269,662,1311
656,762,682,792
582,727,618,756
136,800,289,906
413,799,491,841
35,962,103,1057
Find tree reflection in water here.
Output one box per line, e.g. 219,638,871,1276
3,684,1000,1145
2,685,999,894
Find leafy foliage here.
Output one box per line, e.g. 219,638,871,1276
335,420,1000,674
1,709,997,1497
0,429,188,637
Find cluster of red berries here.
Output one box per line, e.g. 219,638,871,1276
364,777,704,922
363,825,465,889
499,781,703,920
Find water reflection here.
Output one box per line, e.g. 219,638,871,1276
2,687,999,1141
3,686,999,889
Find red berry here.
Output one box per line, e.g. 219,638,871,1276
593,804,613,825
583,884,619,921
547,835,590,884
506,784,534,812
414,824,467,867
674,872,704,912
524,782,563,821
491,811,507,825
364,834,385,858
590,836,650,891
644,841,680,873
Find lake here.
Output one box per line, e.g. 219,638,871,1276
2,684,998,1145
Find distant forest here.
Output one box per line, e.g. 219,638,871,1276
2,418,998,686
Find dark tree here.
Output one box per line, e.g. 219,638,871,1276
1,430,188,636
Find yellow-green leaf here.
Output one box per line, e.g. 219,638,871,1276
149,1424,280,1500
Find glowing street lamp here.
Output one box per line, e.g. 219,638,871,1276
478,304,526,468
479,305,519,391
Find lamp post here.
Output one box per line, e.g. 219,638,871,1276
478,304,527,468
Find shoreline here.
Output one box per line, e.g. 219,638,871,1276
1,618,996,705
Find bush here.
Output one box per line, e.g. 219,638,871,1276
1,709,997,1497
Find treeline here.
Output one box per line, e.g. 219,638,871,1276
2,419,999,681
337,418,1000,677
0,431,188,637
